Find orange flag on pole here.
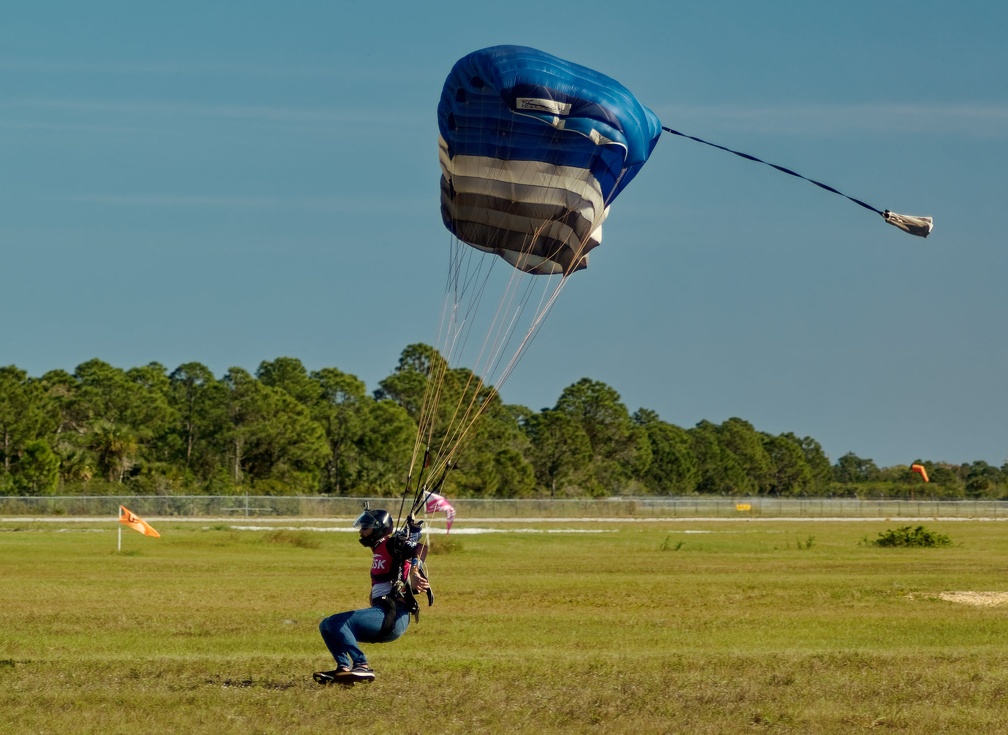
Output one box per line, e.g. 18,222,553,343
119,505,160,538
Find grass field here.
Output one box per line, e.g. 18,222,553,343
2,517,1008,734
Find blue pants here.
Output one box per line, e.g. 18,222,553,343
318,601,411,668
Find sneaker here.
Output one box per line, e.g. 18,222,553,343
313,665,352,685
349,664,375,682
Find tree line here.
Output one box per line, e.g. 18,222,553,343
1,345,1005,499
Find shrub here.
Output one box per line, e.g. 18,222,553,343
872,525,952,548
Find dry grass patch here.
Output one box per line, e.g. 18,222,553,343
937,591,1008,607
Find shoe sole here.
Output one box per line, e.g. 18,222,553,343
313,671,356,686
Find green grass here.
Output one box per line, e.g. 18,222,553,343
3,519,1008,733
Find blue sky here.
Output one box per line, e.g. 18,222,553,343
2,1,1005,468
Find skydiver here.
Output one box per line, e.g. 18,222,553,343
313,508,431,685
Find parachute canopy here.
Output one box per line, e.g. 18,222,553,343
438,45,662,275
416,46,934,503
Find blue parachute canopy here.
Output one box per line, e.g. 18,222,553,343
438,45,662,275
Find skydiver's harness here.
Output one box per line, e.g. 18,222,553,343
372,531,434,638
371,447,448,637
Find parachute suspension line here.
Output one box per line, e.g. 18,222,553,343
466,225,550,390
445,159,602,447
407,237,474,480
416,238,487,456
421,155,549,463
437,237,512,439
661,126,933,237
412,230,507,480
485,214,584,397
472,165,614,397
421,210,583,483
429,220,588,474
431,239,547,470
484,263,559,391
432,154,596,464
412,313,449,461
428,149,619,476
397,445,429,530
437,274,554,470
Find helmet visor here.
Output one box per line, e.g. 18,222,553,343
353,510,386,530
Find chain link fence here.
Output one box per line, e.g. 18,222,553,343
2,495,1007,520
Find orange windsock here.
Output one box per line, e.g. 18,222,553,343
118,505,160,538
910,464,930,483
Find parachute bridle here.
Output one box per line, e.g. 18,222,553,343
662,127,933,237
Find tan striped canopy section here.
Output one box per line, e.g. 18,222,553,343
439,136,609,276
